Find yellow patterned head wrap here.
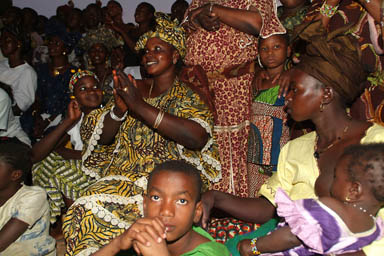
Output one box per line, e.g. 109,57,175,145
135,12,186,58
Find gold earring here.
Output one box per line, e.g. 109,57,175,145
319,101,324,112
70,95,75,99
345,196,351,202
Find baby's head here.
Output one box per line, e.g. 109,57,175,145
69,70,103,113
331,144,384,205
0,138,32,188
258,33,291,70
144,160,203,243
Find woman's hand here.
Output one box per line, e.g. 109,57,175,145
238,239,253,256
67,100,82,123
33,115,49,139
186,4,220,31
113,70,144,114
201,190,215,229
276,70,291,98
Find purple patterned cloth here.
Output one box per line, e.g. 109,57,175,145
263,189,384,255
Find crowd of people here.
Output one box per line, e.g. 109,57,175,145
0,0,383,255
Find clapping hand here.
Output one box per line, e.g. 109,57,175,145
113,69,143,114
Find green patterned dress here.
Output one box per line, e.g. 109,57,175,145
62,78,222,255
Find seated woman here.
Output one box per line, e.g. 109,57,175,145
31,70,104,224
201,20,384,256
62,13,222,255
23,19,78,142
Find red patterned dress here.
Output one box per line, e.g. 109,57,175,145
184,0,285,197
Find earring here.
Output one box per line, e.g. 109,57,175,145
257,55,263,68
319,101,324,112
345,196,351,202
62,51,67,56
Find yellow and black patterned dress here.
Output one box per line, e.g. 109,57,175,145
62,77,222,255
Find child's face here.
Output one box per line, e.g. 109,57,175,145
144,170,202,243
0,160,17,190
330,155,353,200
0,31,19,57
74,76,103,109
259,35,290,69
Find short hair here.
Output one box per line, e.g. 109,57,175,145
137,2,155,14
107,0,122,11
148,160,203,202
0,137,32,183
342,143,384,202
258,33,290,50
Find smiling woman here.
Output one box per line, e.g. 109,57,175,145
62,12,221,255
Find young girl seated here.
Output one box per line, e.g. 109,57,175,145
93,160,230,256
0,138,56,255
238,143,384,255
247,33,291,196
31,70,104,224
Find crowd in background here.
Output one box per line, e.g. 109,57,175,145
0,0,383,255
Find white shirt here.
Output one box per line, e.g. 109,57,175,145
0,60,37,111
0,88,31,146
66,113,84,150
0,185,56,256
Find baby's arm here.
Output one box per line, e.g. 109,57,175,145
0,218,29,252
238,226,301,255
92,217,166,256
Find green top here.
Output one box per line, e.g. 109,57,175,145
181,227,231,256
253,85,280,105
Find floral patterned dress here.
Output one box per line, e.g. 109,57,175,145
184,0,285,197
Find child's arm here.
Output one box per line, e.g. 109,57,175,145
238,226,301,255
0,218,29,252
31,100,82,163
92,217,166,256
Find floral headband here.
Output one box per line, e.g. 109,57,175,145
69,69,99,93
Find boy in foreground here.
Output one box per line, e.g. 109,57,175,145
93,160,230,256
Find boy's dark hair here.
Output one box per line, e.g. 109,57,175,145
342,143,384,202
148,160,203,202
258,33,290,49
0,137,32,183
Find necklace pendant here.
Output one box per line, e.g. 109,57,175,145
314,151,320,159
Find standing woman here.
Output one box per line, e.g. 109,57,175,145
63,13,222,255
183,0,286,197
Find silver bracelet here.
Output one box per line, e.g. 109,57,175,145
110,106,127,122
209,2,214,13
153,110,165,129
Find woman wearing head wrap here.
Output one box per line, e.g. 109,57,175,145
62,13,222,255
31,69,105,224
200,20,384,256
22,18,80,142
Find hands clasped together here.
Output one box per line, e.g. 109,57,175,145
114,217,171,256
